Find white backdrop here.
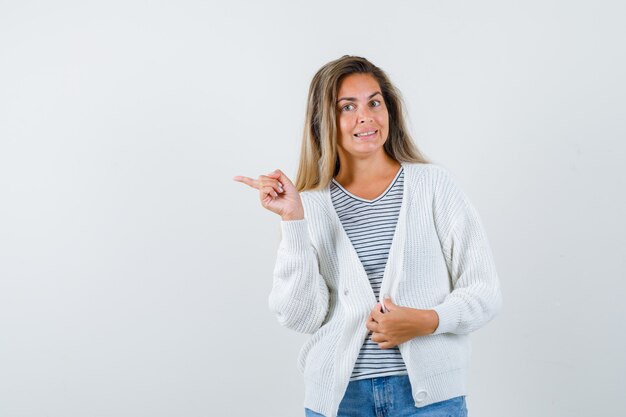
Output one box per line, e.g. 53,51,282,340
1,1,624,416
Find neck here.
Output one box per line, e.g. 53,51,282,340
335,150,400,185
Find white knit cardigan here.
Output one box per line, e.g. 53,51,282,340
268,161,502,417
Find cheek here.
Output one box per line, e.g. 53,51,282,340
339,117,353,136
378,112,389,125
378,114,389,133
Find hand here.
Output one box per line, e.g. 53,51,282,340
233,169,305,220
366,296,440,349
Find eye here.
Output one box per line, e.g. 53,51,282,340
370,100,381,107
341,103,355,112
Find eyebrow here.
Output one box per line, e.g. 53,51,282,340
337,91,382,103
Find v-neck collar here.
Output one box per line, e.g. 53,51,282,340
331,164,404,204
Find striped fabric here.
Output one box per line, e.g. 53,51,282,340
330,166,409,381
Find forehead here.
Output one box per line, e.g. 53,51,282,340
337,73,381,97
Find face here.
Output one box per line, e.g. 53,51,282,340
335,73,389,159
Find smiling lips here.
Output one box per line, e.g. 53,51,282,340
354,129,378,139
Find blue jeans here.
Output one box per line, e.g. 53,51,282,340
304,375,467,417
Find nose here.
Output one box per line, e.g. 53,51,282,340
357,105,374,123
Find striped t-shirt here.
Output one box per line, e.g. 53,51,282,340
330,166,408,381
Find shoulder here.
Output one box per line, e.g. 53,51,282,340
401,162,458,188
403,162,472,215
298,189,325,215
298,190,312,209
299,189,317,203
404,161,451,174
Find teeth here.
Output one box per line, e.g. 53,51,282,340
356,131,376,137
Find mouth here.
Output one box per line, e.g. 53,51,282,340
353,130,378,140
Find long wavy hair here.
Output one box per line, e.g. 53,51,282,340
295,55,431,192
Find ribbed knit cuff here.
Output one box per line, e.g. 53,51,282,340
432,299,462,335
279,219,310,252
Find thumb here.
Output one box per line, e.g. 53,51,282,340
383,295,395,311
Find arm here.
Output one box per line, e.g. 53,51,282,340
431,167,503,335
268,219,330,334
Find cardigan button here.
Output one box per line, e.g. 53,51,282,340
343,289,349,296
415,390,428,402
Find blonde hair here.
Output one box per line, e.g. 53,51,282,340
295,55,431,192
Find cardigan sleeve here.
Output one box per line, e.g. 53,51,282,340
431,167,503,335
268,219,330,334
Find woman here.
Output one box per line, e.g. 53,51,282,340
233,55,502,417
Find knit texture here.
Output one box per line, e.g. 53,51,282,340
268,162,502,417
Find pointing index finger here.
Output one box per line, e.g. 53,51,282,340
232,175,259,189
